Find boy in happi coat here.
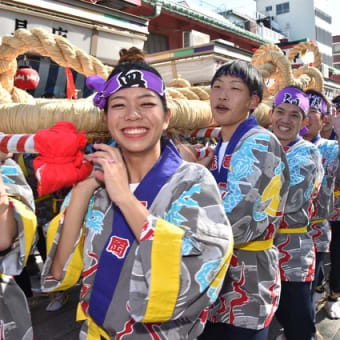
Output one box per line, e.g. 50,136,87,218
0,153,37,339
270,87,324,340
40,48,234,339
303,90,340,303
322,95,340,318
320,95,338,141
197,60,290,340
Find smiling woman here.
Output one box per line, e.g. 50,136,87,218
104,87,170,162
40,47,233,339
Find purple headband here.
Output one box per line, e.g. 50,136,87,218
307,93,327,116
86,69,165,109
333,102,340,109
274,87,309,117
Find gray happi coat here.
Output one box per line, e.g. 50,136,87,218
208,126,290,330
0,159,36,340
41,161,233,339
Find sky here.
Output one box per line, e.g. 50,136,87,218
189,0,340,36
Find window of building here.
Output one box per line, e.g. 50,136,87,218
144,33,169,54
321,53,332,66
315,8,332,24
333,44,340,54
276,2,290,15
265,5,272,12
316,26,332,47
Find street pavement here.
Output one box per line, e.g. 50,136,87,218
269,308,340,340
30,282,81,340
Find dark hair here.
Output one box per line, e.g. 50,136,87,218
211,60,263,102
104,47,168,112
305,89,331,114
282,84,304,91
332,95,340,104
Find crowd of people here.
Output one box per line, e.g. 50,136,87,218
1,47,340,340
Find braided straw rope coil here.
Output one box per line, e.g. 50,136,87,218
167,78,191,88
287,41,322,69
251,49,294,98
254,102,272,129
293,66,324,92
251,43,283,70
0,28,213,134
0,28,112,104
0,28,325,136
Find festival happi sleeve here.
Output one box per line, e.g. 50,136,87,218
310,145,324,201
280,141,324,228
41,190,85,292
333,143,340,180
0,159,37,276
224,132,289,245
320,140,340,179
128,164,234,323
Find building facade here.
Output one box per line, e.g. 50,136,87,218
0,0,148,97
333,35,340,70
256,0,333,66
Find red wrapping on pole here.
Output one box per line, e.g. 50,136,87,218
33,121,93,196
65,67,76,99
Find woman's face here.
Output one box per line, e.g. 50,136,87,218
105,87,170,156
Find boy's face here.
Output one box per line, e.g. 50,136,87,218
210,75,259,128
336,105,340,116
303,107,325,139
321,113,332,134
270,103,305,146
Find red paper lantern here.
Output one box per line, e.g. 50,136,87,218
14,66,40,90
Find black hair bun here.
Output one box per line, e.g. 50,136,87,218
118,47,145,64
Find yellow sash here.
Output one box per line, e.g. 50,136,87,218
52,198,64,214
234,238,273,251
277,226,308,234
335,191,340,197
310,218,327,225
35,194,51,204
17,154,28,178
76,304,110,340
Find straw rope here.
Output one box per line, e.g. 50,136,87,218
287,41,322,69
254,102,272,129
0,28,326,136
0,28,112,104
167,99,213,129
167,78,191,88
293,66,324,92
251,49,294,97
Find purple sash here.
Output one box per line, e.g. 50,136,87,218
311,134,321,145
330,129,337,141
88,140,183,326
210,115,258,186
